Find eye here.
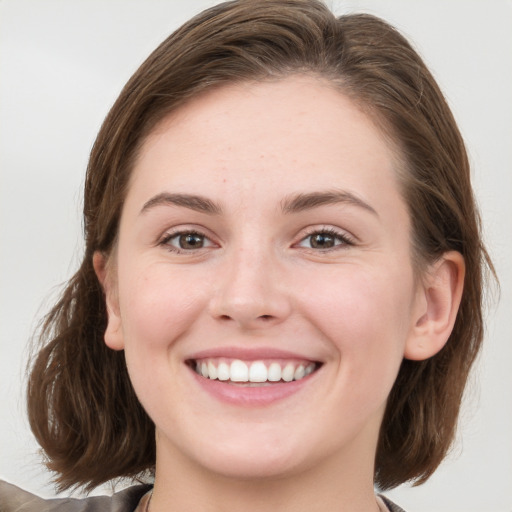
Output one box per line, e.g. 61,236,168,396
297,229,353,250
160,230,215,252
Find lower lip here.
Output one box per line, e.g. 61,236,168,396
189,366,315,407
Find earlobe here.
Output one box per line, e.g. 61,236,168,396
404,251,465,361
92,251,125,351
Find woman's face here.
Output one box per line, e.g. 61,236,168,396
104,76,426,480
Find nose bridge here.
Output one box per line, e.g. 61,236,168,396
209,233,291,328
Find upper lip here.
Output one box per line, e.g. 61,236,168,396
186,346,321,363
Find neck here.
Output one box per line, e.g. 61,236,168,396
150,435,382,512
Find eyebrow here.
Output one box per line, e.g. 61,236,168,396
140,189,377,217
140,193,222,215
281,189,378,216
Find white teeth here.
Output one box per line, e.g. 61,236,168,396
230,360,249,382
193,358,317,383
267,362,282,382
207,361,217,380
281,363,295,382
304,364,314,376
294,364,305,380
249,361,268,382
217,362,230,381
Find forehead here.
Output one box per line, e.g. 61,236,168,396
128,75,405,219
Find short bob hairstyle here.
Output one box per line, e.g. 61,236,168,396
27,0,492,493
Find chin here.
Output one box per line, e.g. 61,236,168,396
176,425,312,481
197,450,304,481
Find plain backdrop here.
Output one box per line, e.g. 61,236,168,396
1,1,511,511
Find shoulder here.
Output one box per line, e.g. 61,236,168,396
0,481,152,512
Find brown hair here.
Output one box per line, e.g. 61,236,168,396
27,0,493,492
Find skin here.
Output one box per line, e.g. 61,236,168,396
94,76,464,512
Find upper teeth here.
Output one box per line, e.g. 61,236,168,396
194,359,316,383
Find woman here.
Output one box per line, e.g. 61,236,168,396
0,1,493,511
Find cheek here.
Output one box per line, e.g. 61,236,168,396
299,263,414,378
115,263,211,415
117,262,208,352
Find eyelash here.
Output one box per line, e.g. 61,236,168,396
158,227,355,254
296,227,355,251
159,229,214,253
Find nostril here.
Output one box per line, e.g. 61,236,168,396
219,314,273,321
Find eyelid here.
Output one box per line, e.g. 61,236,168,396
155,224,355,253
294,226,356,249
157,225,218,253
156,223,214,243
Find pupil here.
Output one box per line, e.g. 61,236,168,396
311,233,334,248
180,233,203,249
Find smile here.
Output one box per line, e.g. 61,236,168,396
189,358,319,385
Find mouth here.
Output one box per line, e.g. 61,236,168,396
187,358,321,386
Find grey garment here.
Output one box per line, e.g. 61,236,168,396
0,481,151,512
0,481,406,512
379,494,407,512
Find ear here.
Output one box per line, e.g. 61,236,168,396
404,251,465,361
93,251,125,351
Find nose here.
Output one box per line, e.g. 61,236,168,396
208,246,292,330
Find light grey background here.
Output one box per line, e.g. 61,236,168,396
1,1,511,511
